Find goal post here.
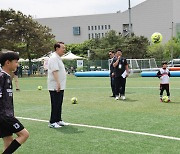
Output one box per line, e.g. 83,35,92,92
127,58,158,72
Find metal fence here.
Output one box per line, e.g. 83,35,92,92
18,58,164,76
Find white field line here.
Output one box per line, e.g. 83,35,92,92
15,87,180,92
17,116,180,141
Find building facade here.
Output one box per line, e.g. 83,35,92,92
35,0,180,44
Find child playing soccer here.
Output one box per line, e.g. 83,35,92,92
0,52,29,154
157,61,171,102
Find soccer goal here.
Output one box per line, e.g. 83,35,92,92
127,58,158,72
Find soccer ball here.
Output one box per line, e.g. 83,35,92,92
38,86,42,90
71,97,78,104
151,32,163,44
162,96,169,103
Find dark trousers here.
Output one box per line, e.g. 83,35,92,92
114,76,126,96
110,77,115,96
160,84,170,96
49,90,64,123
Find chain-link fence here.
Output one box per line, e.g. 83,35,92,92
18,58,165,76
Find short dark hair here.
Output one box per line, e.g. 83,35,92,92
109,50,115,54
116,49,122,52
162,61,167,65
54,42,64,51
0,52,19,66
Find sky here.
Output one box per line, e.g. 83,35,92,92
1,0,146,18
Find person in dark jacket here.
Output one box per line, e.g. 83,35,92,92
109,51,116,97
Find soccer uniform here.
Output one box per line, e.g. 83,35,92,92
157,68,170,99
113,57,128,97
0,71,24,138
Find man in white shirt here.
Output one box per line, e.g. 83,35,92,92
47,42,68,128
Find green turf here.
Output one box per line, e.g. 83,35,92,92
0,75,180,154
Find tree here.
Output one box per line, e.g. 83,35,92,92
147,37,180,61
100,30,120,49
147,43,165,60
164,38,180,59
0,9,55,73
122,35,149,58
77,30,149,60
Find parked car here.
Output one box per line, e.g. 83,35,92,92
167,59,180,67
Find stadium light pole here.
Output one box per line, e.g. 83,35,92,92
128,0,132,36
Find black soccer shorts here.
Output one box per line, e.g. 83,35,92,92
160,84,169,91
0,116,24,138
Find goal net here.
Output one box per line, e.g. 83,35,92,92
127,58,158,72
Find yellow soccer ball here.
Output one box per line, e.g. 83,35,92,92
71,97,78,104
38,86,42,90
162,96,169,103
151,32,163,44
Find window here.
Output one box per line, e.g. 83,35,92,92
92,33,94,38
98,25,100,30
122,23,133,36
88,26,90,30
73,27,80,35
91,26,94,30
95,26,97,30
88,34,91,39
108,25,111,29
105,25,107,29
101,25,104,30
102,33,104,37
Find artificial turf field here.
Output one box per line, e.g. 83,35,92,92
0,75,180,154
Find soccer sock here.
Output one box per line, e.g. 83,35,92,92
2,139,21,154
160,95,162,99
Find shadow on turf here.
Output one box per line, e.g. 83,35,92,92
164,101,180,104
111,97,138,102
120,98,138,102
54,126,84,134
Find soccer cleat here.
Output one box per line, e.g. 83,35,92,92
121,96,126,100
48,122,62,128
115,96,119,100
57,121,69,126
168,99,171,102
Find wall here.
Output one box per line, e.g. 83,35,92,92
35,0,180,44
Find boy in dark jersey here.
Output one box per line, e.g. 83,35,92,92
0,52,29,154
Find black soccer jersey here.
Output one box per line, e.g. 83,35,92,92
0,71,14,117
113,57,128,77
